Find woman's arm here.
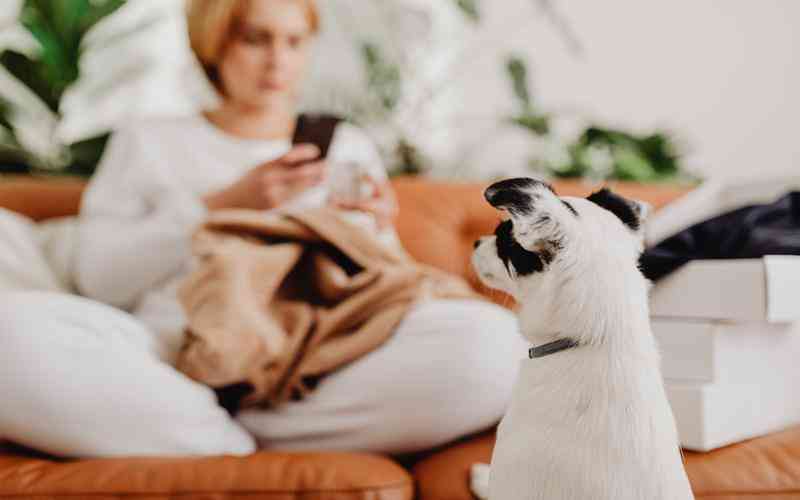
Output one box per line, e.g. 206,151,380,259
75,127,208,310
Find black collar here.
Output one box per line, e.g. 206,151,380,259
529,338,580,359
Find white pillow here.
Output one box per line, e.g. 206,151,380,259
0,291,255,457
37,216,79,292
0,208,65,293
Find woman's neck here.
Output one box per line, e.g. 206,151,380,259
204,100,296,141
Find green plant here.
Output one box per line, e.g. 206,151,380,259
0,97,28,173
507,57,550,135
361,42,402,115
505,55,696,183
350,0,485,176
0,0,131,176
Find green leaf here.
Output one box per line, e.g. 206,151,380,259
0,50,61,111
20,1,80,95
78,0,127,36
506,56,531,110
0,100,28,172
12,0,129,109
574,125,685,181
510,114,550,135
613,147,657,182
637,133,680,175
361,42,402,112
0,0,127,177
454,0,480,22
0,99,13,131
66,133,109,176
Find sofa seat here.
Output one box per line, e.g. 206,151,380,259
412,426,800,500
0,443,413,500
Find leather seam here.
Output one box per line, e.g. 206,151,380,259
0,481,413,497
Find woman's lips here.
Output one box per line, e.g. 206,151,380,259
259,80,287,91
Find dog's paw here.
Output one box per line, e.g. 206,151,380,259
470,462,491,500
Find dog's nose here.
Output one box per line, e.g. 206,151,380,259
473,239,481,249
485,178,553,213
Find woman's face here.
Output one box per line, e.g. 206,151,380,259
218,0,314,110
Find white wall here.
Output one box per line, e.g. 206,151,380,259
456,0,800,181
2,0,797,182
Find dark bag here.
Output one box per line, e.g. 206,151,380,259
640,192,800,281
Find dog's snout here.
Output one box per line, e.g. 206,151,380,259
473,239,482,249
485,178,553,214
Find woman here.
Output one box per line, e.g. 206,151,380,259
0,0,527,457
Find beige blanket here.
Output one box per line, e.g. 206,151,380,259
176,208,478,409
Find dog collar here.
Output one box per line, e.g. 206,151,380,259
529,338,580,359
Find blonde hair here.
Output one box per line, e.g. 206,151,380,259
187,0,320,89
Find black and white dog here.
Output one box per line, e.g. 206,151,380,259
470,178,693,500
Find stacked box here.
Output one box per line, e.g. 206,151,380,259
649,256,800,451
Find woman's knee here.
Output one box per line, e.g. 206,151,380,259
386,300,526,447
0,291,256,458
438,302,525,404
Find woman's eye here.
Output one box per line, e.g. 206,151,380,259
240,30,270,45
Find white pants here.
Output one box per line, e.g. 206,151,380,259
0,292,526,457
239,299,528,454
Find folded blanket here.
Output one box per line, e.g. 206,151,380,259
176,208,478,409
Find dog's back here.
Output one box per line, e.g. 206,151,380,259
472,179,694,500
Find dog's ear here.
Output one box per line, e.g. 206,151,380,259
586,188,649,231
484,177,553,217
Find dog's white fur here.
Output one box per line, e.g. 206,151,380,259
471,180,693,500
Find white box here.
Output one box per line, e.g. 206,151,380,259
653,319,800,382
649,256,800,323
666,379,800,452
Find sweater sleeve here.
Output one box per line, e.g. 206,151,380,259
75,125,208,310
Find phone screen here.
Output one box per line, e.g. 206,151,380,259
291,115,340,158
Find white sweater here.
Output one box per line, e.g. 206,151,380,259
76,115,391,361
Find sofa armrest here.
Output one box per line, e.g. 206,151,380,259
0,175,85,221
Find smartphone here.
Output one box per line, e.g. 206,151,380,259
291,115,341,158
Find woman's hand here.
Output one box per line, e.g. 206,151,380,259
330,177,399,229
203,144,325,211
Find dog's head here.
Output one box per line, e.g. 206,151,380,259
472,178,650,341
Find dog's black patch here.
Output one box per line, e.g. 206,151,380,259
561,200,579,217
494,219,545,276
587,188,641,231
485,178,554,216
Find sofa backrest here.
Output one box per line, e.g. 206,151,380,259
0,175,691,297
0,176,84,222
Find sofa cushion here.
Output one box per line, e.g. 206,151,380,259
0,445,413,500
411,427,800,500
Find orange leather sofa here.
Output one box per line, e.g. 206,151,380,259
1,175,799,500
